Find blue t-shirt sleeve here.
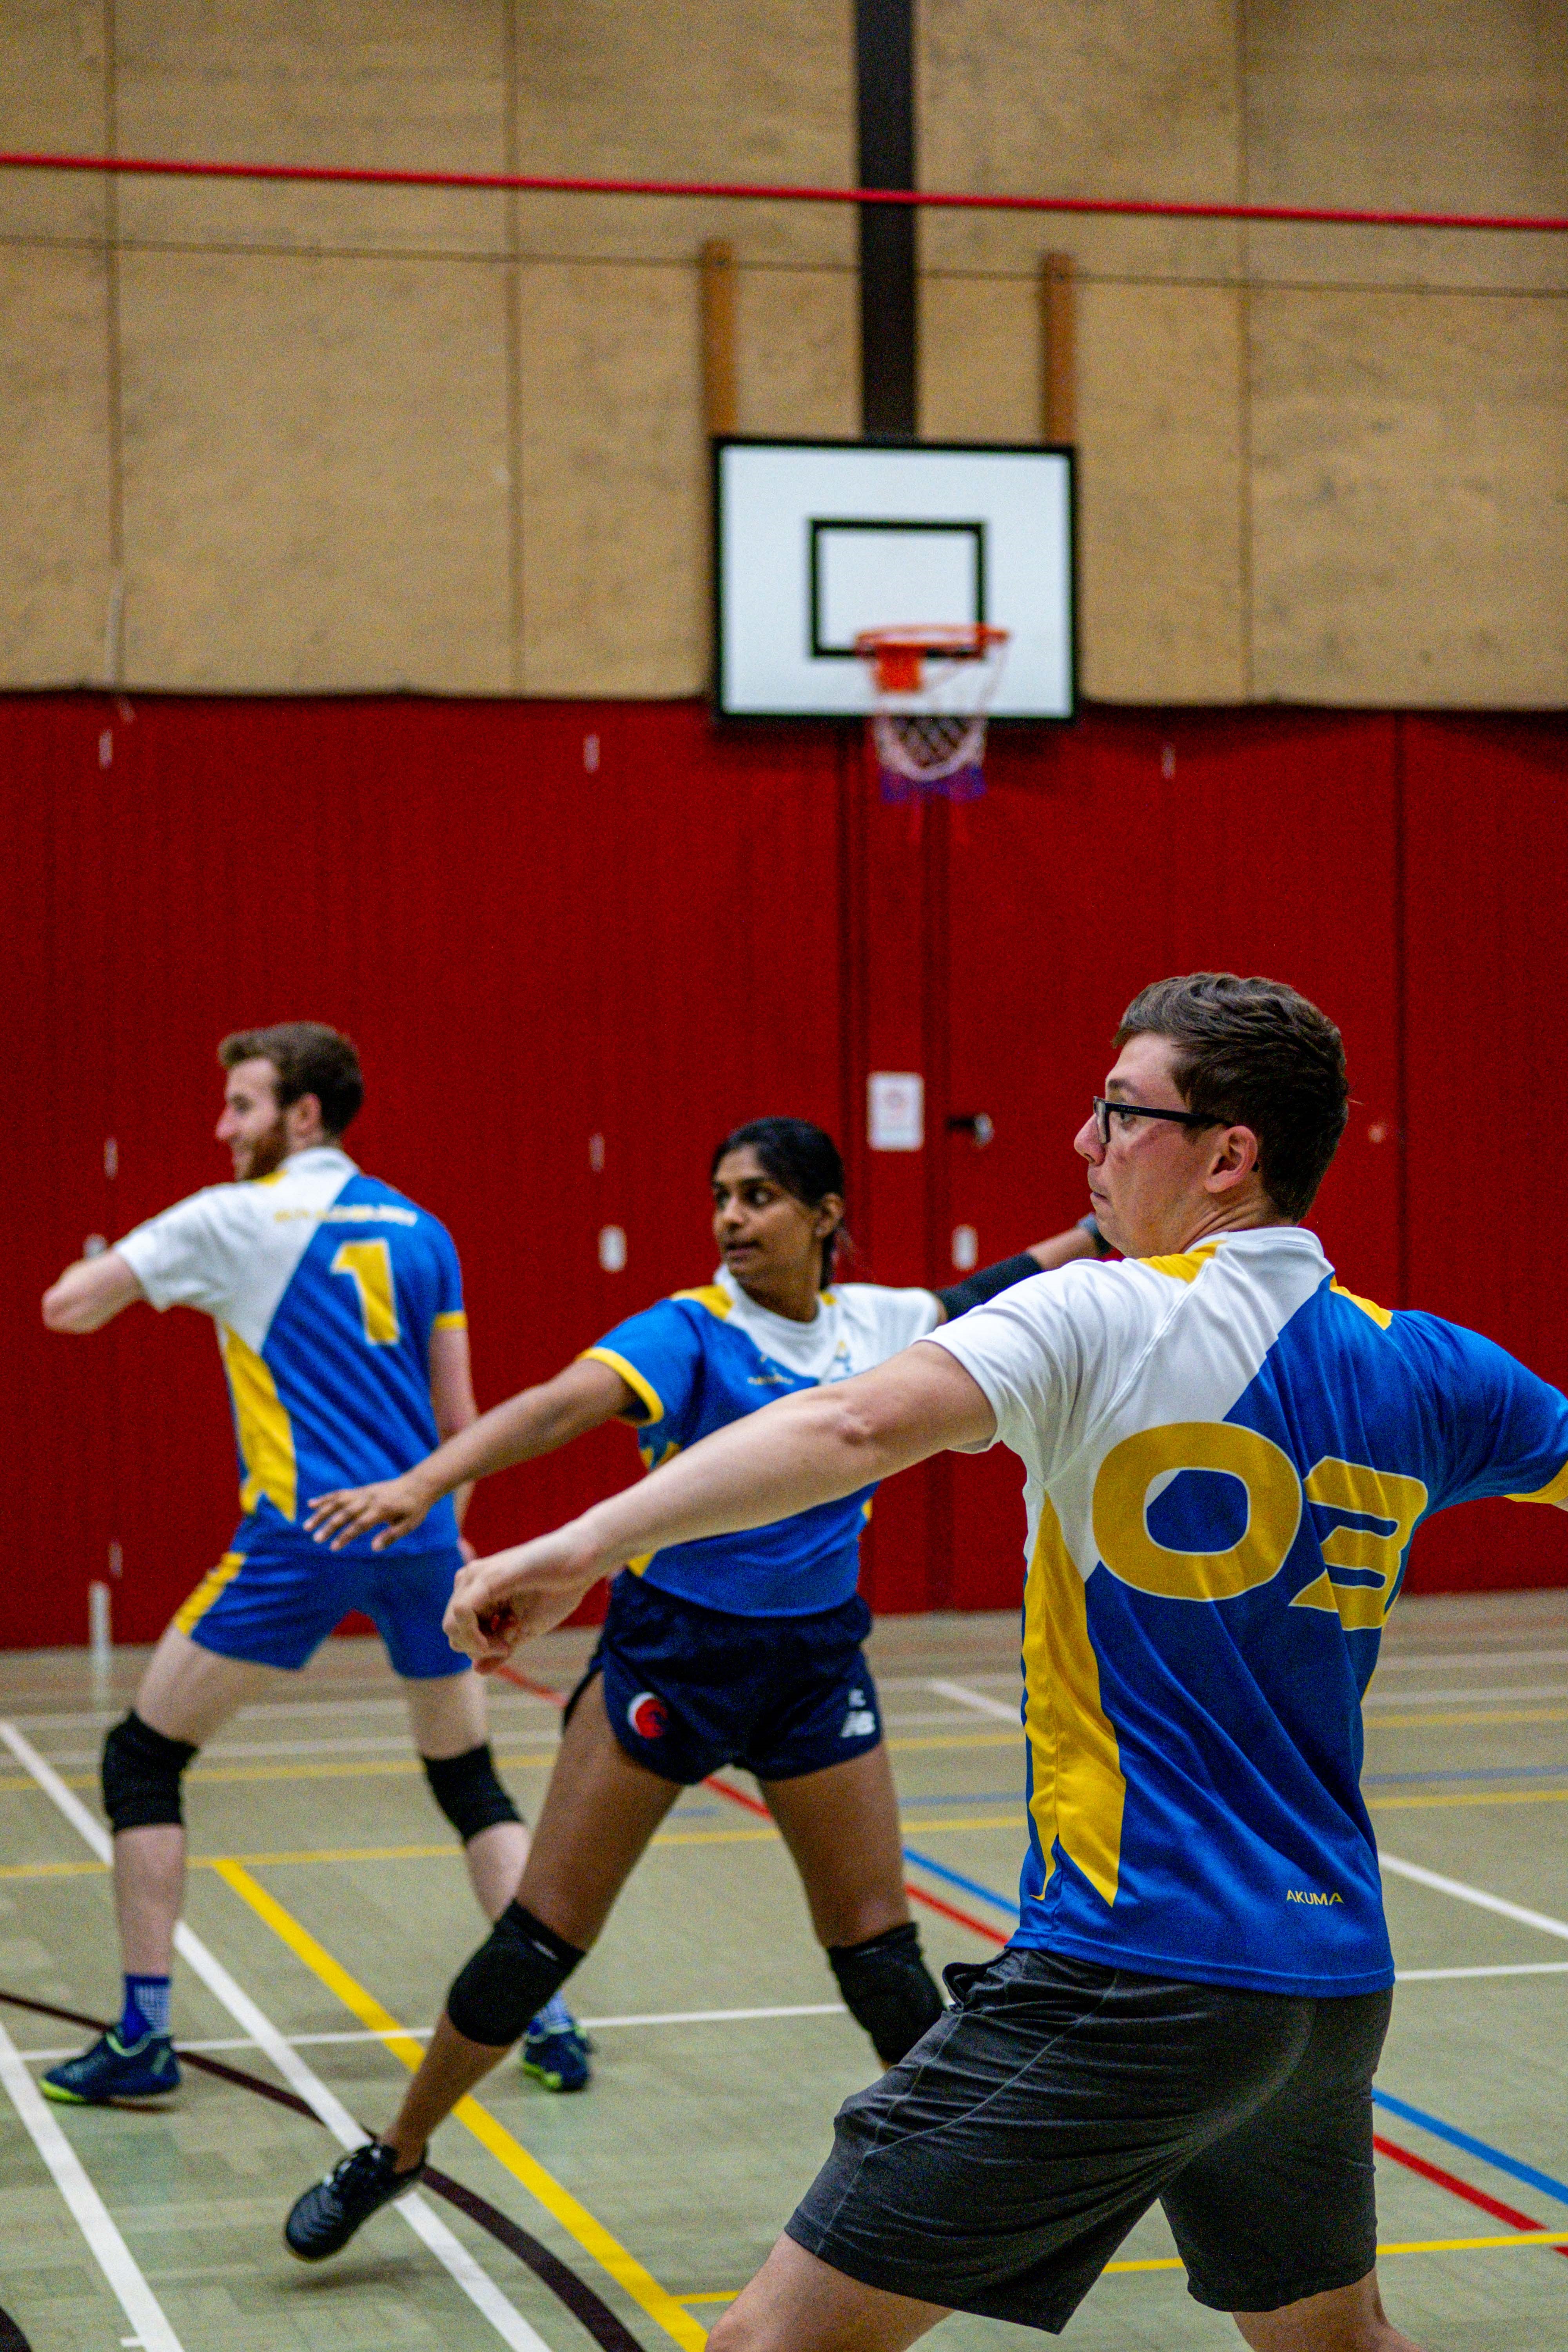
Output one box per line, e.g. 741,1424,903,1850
581,1301,706,1440
1406,1313,1568,1510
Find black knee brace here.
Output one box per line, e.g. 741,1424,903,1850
101,1712,198,1833
446,1901,585,2049
828,1922,946,2064
422,1743,523,1844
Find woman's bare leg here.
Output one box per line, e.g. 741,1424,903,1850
761,1744,910,1947
381,1673,680,2165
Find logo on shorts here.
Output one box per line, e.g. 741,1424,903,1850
627,1690,668,1741
840,1686,877,1739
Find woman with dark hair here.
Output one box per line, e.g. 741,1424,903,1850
300,1116,1101,2127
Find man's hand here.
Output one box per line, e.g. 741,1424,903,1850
443,1528,604,1671
305,1472,436,1552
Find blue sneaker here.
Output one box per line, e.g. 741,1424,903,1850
520,1996,591,2092
42,2028,181,2104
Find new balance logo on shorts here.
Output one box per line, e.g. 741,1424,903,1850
627,1691,668,1740
840,1686,877,1739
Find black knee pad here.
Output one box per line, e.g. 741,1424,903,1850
101,1712,198,1833
422,1742,523,1844
828,1922,946,2064
446,1901,585,2049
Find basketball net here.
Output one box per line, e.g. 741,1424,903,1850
855,624,1010,805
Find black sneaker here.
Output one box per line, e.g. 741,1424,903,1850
284,2140,426,2261
42,2028,180,2105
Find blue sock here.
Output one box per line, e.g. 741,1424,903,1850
531,1991,576,2035
119,1974,171,2041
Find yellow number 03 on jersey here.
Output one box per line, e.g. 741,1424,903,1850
330,1239,401,1346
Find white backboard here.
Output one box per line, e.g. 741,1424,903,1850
713,437,1075,720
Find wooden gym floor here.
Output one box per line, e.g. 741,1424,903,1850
2,1592,1566,2352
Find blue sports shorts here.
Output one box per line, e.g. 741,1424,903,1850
172,1536,468,1679
567,1571,884,1785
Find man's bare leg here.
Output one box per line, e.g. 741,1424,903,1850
1234,2270,1422,2352
118,1628,286,1973
401,1669,530,1921
708,2238,947,2352
379,1673,679,2168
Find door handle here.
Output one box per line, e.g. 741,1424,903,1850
946,1113,994,1148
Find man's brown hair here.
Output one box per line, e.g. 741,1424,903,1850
218,1022,364,1138
1115,974,1349,1221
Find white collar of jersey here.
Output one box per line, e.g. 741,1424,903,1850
712,1261,851,1380
265,1144,359,1181
1186,1225,1325,1265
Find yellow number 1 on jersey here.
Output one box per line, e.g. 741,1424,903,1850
330,1239,401,1346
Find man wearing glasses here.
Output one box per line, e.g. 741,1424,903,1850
295,972,1568,2352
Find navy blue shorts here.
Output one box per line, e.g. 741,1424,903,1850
172,1538,468,1679
569,1573,884,1785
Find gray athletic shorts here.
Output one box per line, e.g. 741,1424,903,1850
786,1947,1392,2333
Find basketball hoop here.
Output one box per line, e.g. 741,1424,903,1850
855,624,1010,804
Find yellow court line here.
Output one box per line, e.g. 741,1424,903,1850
886,1732,1018,1753
1366,1708,1568,1731
677,2232,1568,2302
211,1859,705,2352
1368,1788,1568,1813
0,1751,558,1797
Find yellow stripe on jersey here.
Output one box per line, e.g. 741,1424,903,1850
174,1551,246,1636
431,1309,468,1332
1510,1455,1568,1506
1330,1278,1394,1330
668,1285,732,1319
220,1323,298,1520
581,1346,666,1426
1142,1242,1220,1285
1023,1495,1125,1907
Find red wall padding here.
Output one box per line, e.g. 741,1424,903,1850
4,695,1565,1650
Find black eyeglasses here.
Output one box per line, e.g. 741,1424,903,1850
1092,1096,1216,1149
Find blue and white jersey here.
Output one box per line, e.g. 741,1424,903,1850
583,1264,940,1617
116,1146,465,1557
929,1228,1568,1998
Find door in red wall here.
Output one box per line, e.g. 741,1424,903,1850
937,708,1405,1612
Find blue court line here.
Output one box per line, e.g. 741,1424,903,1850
1373,2089,1568,2209
903,1846,1020,1915
1363,1764,1568,1788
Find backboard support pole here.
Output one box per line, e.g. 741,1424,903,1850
1040,251,1075,443
855,0,917,441
700,238,738,436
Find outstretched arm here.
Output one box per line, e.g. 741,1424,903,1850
931,1214,1106,1326
42,1250,145,1334
446,1341,996,1667
306,1354,638,1551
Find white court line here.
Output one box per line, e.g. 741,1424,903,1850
1364,1682,1568,1707
1396,1961,1568,1983
14,2003,853,2064
0,2005,186,2351
0,1719,552,2352
1381,1851,1568,1942
926,1679,1020,1724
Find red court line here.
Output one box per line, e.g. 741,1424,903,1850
1374,2133,1568,2259
2,150,1565,235
497,1662,1009,1947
